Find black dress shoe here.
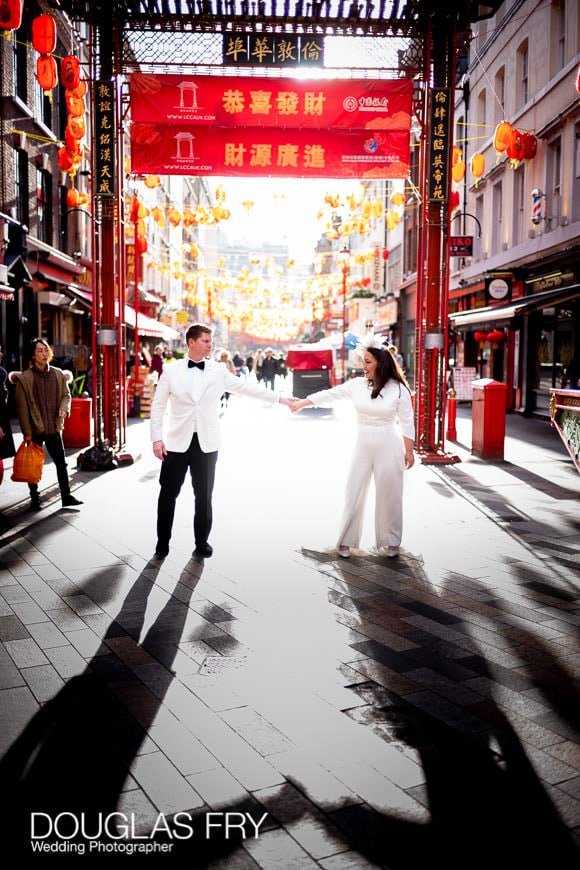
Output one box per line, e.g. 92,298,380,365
194,543,213,558
154,544,169,559
28,498,42,512
62,495,83,507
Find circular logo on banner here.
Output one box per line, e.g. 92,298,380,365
488,278,510,300
364,137,379,154
343,96,358,112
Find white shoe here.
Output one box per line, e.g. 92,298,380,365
338,546,351,559
386,546,400,558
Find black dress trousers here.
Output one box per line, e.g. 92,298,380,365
157,433,218,549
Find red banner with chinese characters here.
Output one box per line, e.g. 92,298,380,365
130,74,412,132
130,124,410,179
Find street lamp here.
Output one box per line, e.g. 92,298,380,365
338,246,350,382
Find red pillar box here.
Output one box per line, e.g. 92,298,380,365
471,379,507,460
63,397,92,448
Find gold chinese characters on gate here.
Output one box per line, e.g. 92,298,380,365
223,34,323,67
427,88,450,203
94,80,116,197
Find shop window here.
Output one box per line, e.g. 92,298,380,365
517,40,528,107
494,67,505,123
34,81,52,130
546,136,562,231
491,181,503,255
36,168,52,244
512,164,525,246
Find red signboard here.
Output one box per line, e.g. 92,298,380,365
130,74,413,131
131,124,410,179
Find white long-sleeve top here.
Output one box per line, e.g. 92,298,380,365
308,377,415,440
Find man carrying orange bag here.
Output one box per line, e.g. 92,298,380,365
9,338,83,512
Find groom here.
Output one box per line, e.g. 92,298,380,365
151,323,293,559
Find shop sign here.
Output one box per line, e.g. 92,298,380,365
529,270,574,293
130,74,412,131
449,235,473,255
427,87,451,202
222,34,323,67
131,124,410,179
485,275,512,303
377,298,398,325
94,80,116,197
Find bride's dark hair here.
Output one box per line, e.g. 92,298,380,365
366,347,411,399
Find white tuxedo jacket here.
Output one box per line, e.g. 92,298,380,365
150,358,279,453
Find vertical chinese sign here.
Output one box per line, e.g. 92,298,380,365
427,87,450,202
94,80,116,197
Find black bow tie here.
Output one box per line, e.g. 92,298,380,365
188,360,205,370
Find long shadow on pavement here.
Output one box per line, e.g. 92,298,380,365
307,549,580,869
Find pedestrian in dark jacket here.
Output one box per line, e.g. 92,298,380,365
9,338,83,512
261,347,277,390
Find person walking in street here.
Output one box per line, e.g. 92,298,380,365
151,323,295,560
261,347,277,391
150,344,164,378
292,336,414,558
9,339,82,511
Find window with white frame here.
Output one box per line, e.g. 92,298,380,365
546,137,562,230
512,164,525,246
517,40,529,107
494,66,505,124
573,123,580,223
550,0,566,73
478,89,487,127
491,181,503,255
474,193,484,259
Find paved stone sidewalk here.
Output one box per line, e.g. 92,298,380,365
0,409,578,868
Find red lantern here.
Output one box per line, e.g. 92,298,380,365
67,188,81,208
521,133,537,160
382,248,388,261
0,0,23,31
57,147,75,172
71,78,87,99
60,56,81,90
65,90,85,117
135,235,148,254
494,121,513,154
452,161,466,183
78,192,89,206
32,14,56,54
487,329,505,343
470,152,485,184
36,54,57,92
473,331,487,343
506,128,524,163
66,115,86,140
450,190,460,211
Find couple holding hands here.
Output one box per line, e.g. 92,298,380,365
151,323,414,561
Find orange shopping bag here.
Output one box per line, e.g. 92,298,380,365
11,442,45,484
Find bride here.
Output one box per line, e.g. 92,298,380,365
292,336,415,558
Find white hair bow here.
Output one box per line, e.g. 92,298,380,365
358,333,387,350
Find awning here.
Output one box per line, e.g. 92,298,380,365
449,284,580,329
64,284,92,309
35,261,83,286
124,305,179,340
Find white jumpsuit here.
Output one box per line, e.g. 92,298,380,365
308,377,415,550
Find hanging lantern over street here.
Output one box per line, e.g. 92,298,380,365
71,78,88,99
450,190,460,211
144,174,160,189
390,191,407,207
493,121,513,155
521,132,537,160
452,145,462,167
470,152,485,187
57,147,75,173
473,331,487,343
32,14,56,54
452,160,466,183
36,54,57,92
66,187,81,208
0,0,23,30
506,127,524,164
60,56,81,90
65,90,85,117
66,114,86,140
487,329,505,343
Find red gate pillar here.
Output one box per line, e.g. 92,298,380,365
415,16,460,464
